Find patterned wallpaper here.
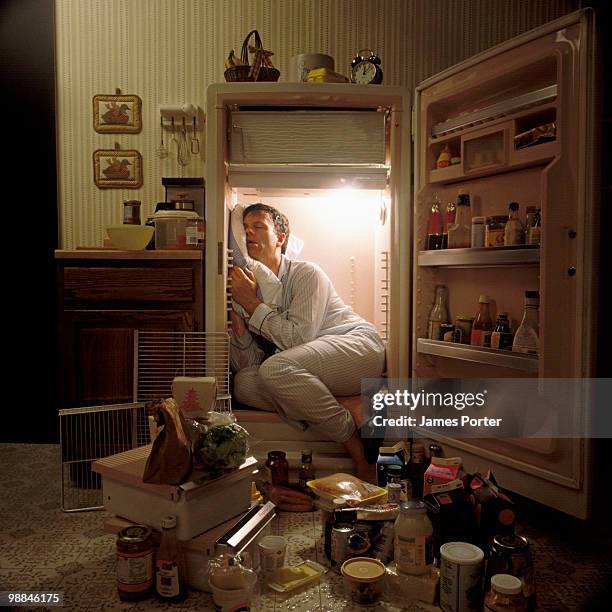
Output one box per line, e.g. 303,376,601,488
55,0,578,248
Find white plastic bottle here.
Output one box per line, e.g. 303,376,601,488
394,501,433,575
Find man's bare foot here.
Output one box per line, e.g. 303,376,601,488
355,462,377,485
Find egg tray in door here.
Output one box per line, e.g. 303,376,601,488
224,30,280,82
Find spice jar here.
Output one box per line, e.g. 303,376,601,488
486,215,507,247
471,216,486,247
484,573,528,611
116,524,155,602
265,451,289,486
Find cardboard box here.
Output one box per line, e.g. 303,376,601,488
172,376,217,419
423,457,461,496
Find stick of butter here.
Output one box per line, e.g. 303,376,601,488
267,560,327,593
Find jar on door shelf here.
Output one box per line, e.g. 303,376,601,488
471,216,486,248
486,216,507,247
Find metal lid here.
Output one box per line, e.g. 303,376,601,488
492,533,529,551
118,524,151,543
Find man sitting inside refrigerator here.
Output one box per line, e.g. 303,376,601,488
229,203,385,483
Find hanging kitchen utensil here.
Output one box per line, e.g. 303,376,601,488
191,116,200,155
177,117,189,166
157,115,169,159
170,116,179,158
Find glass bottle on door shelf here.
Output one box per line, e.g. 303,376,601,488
428,285,449,340
441,200,456,249
470,294,493,347
490,313,513,350
512,291,540,355
426,193,443,250
528,208,541,245
504,202,525,246
447,189,471,248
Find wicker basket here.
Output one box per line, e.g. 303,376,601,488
224,30,280,82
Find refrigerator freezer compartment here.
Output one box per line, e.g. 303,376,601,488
416,338,538,373
93,445,258,540
418,245,540,267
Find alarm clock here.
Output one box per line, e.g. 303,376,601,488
350,49,383,85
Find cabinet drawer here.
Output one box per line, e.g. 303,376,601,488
63,267,194,302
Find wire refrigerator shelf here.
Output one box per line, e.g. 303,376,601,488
135,330,232,412
59,402,149,512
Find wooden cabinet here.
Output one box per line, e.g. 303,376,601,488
56,250,203,408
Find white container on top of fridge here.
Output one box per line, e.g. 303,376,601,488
93,445,258,540
204,8,599,519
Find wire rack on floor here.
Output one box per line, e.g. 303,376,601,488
134,330,232,412
59,402,150,512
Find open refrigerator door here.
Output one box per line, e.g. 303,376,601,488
412,8,599,518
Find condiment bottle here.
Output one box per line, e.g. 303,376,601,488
426,194,443,250
116,525,154,602
436,144,452,168
512,291,539,355
441,200,456,249
298,449,315,491
504,202,525,246
484,573,528,611
470,294,494,347
428,285,449,340
528,208,541,245
447,189,471,248
265,451,289,486
394,501,433,575
410,443,425,499
491,312,513,350
155,515,187,603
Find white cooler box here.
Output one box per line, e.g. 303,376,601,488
93,445,258,540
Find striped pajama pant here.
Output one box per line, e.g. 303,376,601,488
232,326,385,442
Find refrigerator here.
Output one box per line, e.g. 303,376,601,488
205,9,599,518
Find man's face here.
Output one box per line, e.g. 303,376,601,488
243,210,284,262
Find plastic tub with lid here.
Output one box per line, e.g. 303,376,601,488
153,210,204,250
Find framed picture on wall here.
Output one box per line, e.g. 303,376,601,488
93,146,143,188
93,93,142,133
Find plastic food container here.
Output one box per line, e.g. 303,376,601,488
154,210,204,249
341,557,385,606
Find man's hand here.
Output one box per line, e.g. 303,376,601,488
230,309,247,337
229,267,262,315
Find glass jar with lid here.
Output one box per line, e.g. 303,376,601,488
265,451,289,486
393,500,433,575
116,524,155,601
484,573,528,611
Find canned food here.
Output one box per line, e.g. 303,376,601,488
486,534,536,610
116,524,155,602
331,524,354,572
440,541,484,612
